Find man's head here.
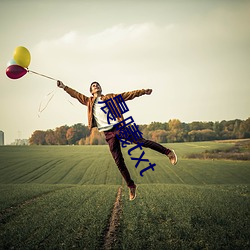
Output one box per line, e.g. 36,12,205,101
90,82,102,96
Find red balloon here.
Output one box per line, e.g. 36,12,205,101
6,65,27,79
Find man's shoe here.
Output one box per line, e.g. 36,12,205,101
129,186,137,201
168,150,178,165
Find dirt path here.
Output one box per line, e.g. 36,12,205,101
103,186,123,250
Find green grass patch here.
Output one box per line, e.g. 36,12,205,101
0,145,122,185
0,141,249,249
0,184,119,249
0,183,73,211
119,184,250,249
186,139,250,161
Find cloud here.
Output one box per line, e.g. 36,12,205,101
32,23,160,62
59,31,78,44
31,23,162,78
33,23,153,50
35,31,79,50
86,23,153,50
31,10,250,84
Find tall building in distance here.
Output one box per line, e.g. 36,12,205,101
0,131,4,146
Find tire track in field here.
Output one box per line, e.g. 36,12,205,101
79,159,104,185
54,160,83,184
0,185,75,225
78,161,97,185
79,159,111,185
103,186,122,250
166,165,186,184
180,167,207,185
11,160,62,183
0,161,26,171
27,160,65,183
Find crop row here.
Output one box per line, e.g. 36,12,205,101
119,184,250,249
1,143,250,186
0,184,119,249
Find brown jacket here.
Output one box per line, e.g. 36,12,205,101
64,86,146,130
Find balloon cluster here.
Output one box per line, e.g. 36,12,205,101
6,46,31,79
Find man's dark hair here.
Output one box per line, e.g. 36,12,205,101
90,81,101,93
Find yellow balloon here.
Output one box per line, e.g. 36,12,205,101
13,46,31,68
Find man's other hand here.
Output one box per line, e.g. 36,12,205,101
145,89,152,95
57,80,65,89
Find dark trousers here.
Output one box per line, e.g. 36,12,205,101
104,127,171,187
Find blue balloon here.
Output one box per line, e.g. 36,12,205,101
7,58,17,67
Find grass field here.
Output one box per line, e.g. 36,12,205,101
0,141,249,249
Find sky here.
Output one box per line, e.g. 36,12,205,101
0,0,249,144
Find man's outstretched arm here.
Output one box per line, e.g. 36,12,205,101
120,88,153,101
57,80,89,106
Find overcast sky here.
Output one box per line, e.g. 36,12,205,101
0,0,249,144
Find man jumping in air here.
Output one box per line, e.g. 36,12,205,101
57,81,177,201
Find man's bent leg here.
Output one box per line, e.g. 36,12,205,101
134,137,177,165
135,137,172,155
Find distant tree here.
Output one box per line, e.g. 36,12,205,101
188,129,216,141
149,130,168,143
206,121,214,130
92,137,99,145
167,119,184,142
87,128,106,145
189,121,204,131
213,121,221,139
45,129,57,145
66,123,90,145
29,118,250,145
29,130,46,145
231,119,242,139
85,136,90,145
75,123,90,142
239,118,250,138
66,127,75,145
168,119,182,130
139,125,150,140
78,138,86,145
181,122,189,142
55,125,69,145
147,121,167,131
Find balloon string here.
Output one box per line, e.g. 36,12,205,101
67,99,75,106
38,88,58,118
28,69,58,81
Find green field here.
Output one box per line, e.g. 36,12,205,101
0,141,249,249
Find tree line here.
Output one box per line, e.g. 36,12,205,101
29,118,250,145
